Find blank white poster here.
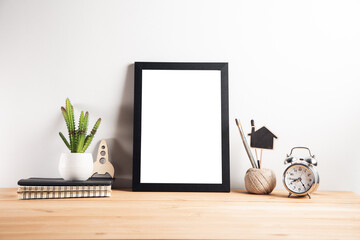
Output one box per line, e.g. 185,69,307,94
140,70,222,183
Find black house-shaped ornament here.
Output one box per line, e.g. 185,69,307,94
248,124,277,150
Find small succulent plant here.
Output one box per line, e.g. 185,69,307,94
59,98,101,153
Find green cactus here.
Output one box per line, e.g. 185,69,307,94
81,118,101,153
59,98,101,153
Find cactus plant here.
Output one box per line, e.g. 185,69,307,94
59,98,101,153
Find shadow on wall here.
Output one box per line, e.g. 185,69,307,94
93,64,134,189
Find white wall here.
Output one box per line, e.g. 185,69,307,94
1,0,359,193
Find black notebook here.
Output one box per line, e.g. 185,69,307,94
18,177,113,186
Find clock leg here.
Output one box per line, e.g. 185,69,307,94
307,193,311,199
288,193,292,198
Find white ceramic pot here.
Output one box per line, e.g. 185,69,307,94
59,153,93,181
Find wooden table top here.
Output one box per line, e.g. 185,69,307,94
0,189,359,240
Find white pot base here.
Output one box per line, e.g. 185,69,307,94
59,153,94,181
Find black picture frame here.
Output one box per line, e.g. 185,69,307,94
132,62,230,192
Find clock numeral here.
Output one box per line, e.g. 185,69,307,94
308,174,311,177
299,168,302,171
290,173,294,176
298,188,301,191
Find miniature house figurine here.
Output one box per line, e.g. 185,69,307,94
248,120,277,149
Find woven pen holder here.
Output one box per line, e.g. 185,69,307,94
244,168,276,194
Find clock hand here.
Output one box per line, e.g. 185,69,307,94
290,178,299,183
300,179,306,190
296,170,304,181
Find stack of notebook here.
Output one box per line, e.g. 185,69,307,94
17,178,113,200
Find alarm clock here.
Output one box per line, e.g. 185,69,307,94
283,147,319,199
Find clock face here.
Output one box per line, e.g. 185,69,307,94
284,164,314,194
